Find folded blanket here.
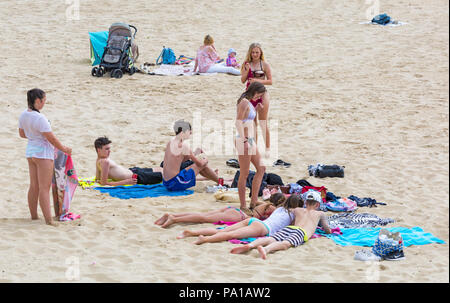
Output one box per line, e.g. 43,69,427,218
326,198,357,212
93,184,194,199
327,213,395,229
316,226,445,247
175,55,195,65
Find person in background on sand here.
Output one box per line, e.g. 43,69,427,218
231,190,332,259
19,88,72,225
177,195,303,245
155,193,286,228
162,119,221,191
94,136,164,186
235,82,267,215
193,35,241,75
226,48,240,68
240,43,272,155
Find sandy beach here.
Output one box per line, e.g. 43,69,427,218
0,0,448,283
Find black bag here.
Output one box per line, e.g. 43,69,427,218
317,165,344,178
308,164,345,178
231,171,284,197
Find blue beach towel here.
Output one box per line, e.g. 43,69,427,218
93,183,194,199
316,226,445,247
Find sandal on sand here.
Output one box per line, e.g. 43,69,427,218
273,159,291,168
226,159,240,168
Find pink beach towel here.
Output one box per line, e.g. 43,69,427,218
52,149,80,221
309,227,343,239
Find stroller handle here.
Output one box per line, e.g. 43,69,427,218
129,25,137,38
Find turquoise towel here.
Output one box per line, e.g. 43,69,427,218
94,184,193,199
316,226,445,247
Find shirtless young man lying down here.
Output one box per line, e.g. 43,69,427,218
95,136,163,186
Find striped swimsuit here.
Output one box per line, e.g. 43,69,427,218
271,226,308,247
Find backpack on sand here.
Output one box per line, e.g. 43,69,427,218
372,13,391,25
156,46,176,65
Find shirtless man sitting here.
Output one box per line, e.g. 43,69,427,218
230,190,332,259
162,120,220,191
95,136,163,186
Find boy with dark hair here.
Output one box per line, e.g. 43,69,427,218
256,190,331,259
162,119,220,191
95,136,163,186
230,190,332,259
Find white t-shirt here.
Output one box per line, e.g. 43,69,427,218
18,109,54,159
263,207,295,236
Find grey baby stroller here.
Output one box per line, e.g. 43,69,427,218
91,23,139,78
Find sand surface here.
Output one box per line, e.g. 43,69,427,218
0,0,448,283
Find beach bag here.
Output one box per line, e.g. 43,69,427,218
308,164,345,178
156,47,176,65
372,229,404,259
326,198,357,212
372,13,391,25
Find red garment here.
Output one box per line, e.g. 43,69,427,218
246,67,263,108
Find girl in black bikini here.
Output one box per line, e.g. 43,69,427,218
240,43,273,156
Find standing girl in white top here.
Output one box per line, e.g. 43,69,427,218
18,88,72,225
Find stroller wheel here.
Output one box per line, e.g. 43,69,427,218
97,67,104,77
112,69,123,79
91,67,98,77
129,66,136,75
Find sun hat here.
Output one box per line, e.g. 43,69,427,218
228,48,237,56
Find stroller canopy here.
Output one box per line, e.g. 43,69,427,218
89,31,108,66
109,22,134,37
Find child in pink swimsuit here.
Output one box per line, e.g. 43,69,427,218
226,48,240,68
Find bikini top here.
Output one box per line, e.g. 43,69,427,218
242,101,256,123
251,60,265,78
246,61,266,89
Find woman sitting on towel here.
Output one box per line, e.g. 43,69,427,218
155,193,286,228
193,35,241,75
19,88,72,225
177,195,303,245
240,43,273,155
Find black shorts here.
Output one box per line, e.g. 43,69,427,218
129,167,162,185
159,160,194,170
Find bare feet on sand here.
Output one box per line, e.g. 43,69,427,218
177,230,195,239
154,213,169,225
194,235,206,245
257,246,267,260
230,244,252,254
161,214,175,228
